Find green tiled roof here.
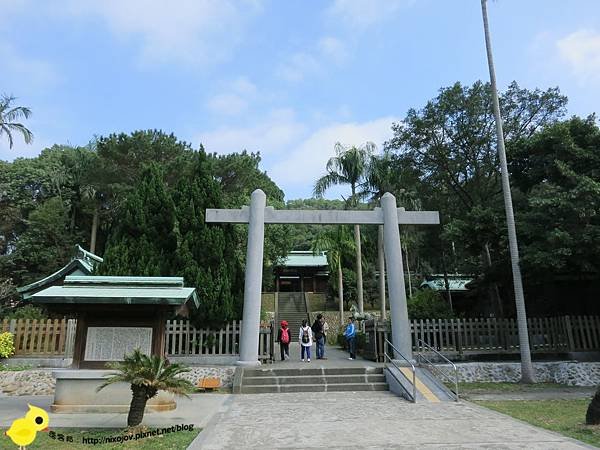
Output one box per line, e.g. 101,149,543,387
420,276,473,292
17,245,103,299
31,276,199,308
280,251,328,267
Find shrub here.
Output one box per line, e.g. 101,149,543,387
407,289,455,320
1,305,47,321
0,332,15,358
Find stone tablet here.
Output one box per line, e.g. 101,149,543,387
84,327,153,361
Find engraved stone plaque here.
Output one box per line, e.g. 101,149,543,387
84,327,153,361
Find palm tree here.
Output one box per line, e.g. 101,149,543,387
0,94,33,149
363,150,396,319
313,225,355,324
98,350,195,427
314,142,374,313
481,0,535,383
586,386,600,424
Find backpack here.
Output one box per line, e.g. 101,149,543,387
280,328,290,344
302,327,310,344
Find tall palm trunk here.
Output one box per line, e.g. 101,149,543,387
377,225,386,319
90,204,99,254
337,261,344,325
127,386,150,427
354,224,364,313
481,0,535,383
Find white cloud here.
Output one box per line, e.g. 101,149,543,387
0,42,60,90
199,108,307,155
318,36,348,64
67,0,263,66
269,117,397,194
206,77,258,116
327,0,411,29
277,36,348,82
557,29,600,83
197,107,397,198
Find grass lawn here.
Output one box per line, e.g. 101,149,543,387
1,427,201,449
456,381,585,394
476,399,600,448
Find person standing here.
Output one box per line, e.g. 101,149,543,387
344,317,357,360
312,314,326,359
299,319,313,362
277,320,291,361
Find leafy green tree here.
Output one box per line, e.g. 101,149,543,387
0,196,79,285
407,289,454,320
98,350,194,427
0,94,33,149
512,116,600,279
99,163,178,276
385,81,567,316
314,142,374,313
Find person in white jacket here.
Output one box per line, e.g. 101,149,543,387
299,319,313,362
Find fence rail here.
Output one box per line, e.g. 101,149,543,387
1,318,76,357
365,315,600,362
165,319,274,362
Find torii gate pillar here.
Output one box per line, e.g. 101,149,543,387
381,192,412,360
238,189,266,366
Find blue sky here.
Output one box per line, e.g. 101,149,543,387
2,0,600,200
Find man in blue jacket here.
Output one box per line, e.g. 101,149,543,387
343,317,357,360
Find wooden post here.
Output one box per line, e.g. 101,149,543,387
564,316,575,351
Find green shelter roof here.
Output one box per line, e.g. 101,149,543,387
280,251,328,267
420,275,473,292
18,245,103,299
31,276,199,308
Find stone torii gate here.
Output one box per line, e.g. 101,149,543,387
206,189,439,366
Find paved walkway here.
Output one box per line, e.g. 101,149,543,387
0,393,230,429
189,391,594,449
270,342,382,369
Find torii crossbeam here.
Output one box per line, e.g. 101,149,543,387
206,189,440,365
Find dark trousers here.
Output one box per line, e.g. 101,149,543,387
280,343,289,361
301,345,311,360
316,336,325,358
347,337,356,359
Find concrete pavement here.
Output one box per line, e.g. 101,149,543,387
188,391,594,449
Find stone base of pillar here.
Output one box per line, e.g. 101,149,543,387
236,360,261,367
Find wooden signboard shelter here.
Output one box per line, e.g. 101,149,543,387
31,276,198,368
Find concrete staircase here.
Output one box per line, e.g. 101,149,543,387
238,367,388,394
277,292,309,332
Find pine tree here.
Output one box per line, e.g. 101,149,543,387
99,163,178,276
171,152,243,326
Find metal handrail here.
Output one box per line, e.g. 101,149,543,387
384,339,417,403
416,338,459,401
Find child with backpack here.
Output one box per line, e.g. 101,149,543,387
277,320,291,361
299,319,313,362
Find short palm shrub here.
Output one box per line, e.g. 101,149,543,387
586,385,600,424
0,332,15,358
98,349,195,427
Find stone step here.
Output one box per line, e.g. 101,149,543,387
243,367,384,377
241,382,389,394
242,374,386,386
